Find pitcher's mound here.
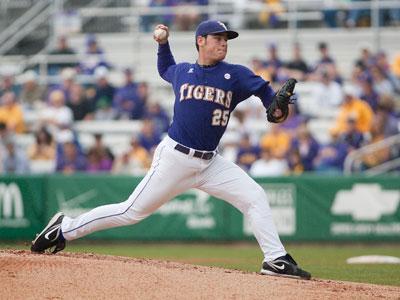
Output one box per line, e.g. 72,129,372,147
1,250,398,299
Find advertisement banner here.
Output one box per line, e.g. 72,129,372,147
256,176,400,241
0,176,45,239
236,176,400,241
1,174,399,241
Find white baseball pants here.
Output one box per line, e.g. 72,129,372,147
61,135,286,261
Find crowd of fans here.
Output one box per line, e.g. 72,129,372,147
0,32,399,176
135,0,400,31
235,41,400,175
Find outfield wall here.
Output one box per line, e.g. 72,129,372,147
1,175,399,242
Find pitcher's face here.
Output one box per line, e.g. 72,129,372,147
198,33,228,64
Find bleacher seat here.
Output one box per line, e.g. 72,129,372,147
30,159,55,174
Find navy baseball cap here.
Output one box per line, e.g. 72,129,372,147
195,20,239,40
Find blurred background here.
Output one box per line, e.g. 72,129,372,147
0,0,399,245
0,0,399,176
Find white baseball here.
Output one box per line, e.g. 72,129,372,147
154,28,167,40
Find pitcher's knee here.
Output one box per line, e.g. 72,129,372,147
123,205,152,224
237,185,268,210
249,184,268,201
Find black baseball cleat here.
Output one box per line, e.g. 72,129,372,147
31,212,66,254
261,253,311,280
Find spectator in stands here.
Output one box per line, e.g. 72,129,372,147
375,51,400,94
39,89,73,137
370,65,395,97
260,123,291,159
48,35,78,74
312,42,342,83
290,123,320,171
249,148,288,177
285,42,309,81
314,131,348,173
375,96,399,137
89,66,116,120
350,61,367,94
250,57,271,81
79,34,111,75
48,67,77,102
113,68,141,120
91,133,111,156
331,85,373,135
287,149,304,174
374,51,391,75
19,71,46,109
67,83,94,121
86,147,113,173
112,135,151,175
262,43,284,84
337,116,365,151
56,141,87,174
0,73,20,97
258,0,284,29
355,46,374,71
236,133,261,171
358,73,379,111
137,119,162,154
144,102,170,134
87,133,114,166
136,82,152,117
361,118,391,170
312,70,343,110
0,121,6,142
49,35,77,56
27,127,56,161
140,0,176,32
0,92,25,134
2,136,30,174
174,0,208,31
315,41,335,66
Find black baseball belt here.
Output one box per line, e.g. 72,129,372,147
174,144,215,160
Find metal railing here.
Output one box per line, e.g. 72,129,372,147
0,0,51,54
344,133,400,176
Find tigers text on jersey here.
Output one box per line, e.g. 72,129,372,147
158,42,275,151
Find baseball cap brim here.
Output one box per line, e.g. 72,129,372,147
206,30,239,40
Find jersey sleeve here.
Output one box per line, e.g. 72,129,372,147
235,65,275,109
157,42,177,83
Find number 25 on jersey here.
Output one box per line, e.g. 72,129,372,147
212,109,229,126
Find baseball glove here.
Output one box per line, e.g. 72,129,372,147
266,78,297,123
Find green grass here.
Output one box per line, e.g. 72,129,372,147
3,242,400,286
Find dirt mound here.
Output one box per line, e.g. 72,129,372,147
1,250,399,299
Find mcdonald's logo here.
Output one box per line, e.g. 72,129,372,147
0,182,29,227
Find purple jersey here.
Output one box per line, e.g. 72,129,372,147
158,42,275,151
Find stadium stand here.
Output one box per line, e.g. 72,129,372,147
1,0,399,175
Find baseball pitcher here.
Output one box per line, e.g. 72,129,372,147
31,20,310,280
